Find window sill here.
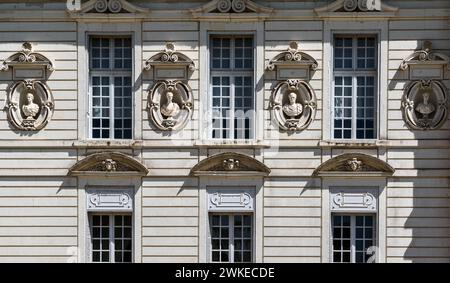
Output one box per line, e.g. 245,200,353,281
319,139,389,148
194,139,270,148
73,139,143,149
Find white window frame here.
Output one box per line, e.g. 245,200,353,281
209,35,255,140
321,179,387,263
88,213,134,263
198,179,263,263
331,213,377,263
198,22,265,145
88,36,134,140
208,213,254,263
77,23,143,143
322,21,388,143
332,35,378,140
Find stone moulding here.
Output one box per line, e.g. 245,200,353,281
190,152,271,177
314,0,398,18
313,153,395,177
68,152,149,176
190,0,274,21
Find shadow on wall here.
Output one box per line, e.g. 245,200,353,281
388,39,450,262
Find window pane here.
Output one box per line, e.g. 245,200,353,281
211,76,231,139
114,215,133,263
91,215,110,262
210,215,231,263
233,214,252,263
91,76,110,139
113,76,133,139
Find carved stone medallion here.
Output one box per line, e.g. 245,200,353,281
148,80,193,131
402,80,448,130
270,79,317,132
5,80,54,131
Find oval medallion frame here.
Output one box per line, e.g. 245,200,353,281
270,79,317,132
147,80,193,131
6,79,54,131
401,80,448,130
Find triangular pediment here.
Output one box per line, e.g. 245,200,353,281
313,153,394,177
190,0,273,21
68,0,149,20
190,152,270,176
69,152,149,176
314,0,398,18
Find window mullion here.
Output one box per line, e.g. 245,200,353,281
352,75,357,139
230,215,234,263
110,215,115,263
231,76,235,140
110,75,115,139
350,216,356,263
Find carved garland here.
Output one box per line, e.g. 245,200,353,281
1,42,55,131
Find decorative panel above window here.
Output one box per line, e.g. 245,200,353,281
190,0,273,21
208,188,254,212
330,187,378,212
314,0,398,18
87,188,134,212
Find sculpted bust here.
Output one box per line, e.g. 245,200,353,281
22,92,40,118
282,92,303,118
415,91,435,118
160,91,180,118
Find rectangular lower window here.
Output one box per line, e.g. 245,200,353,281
209,214,253,263
89,36,133,139
90,214,133,263
333,35,377,139
332,214,376,263
210,36,255,140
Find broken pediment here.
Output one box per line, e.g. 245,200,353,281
0,42,53,73
313,153,394,177
68,0,149,19
314,0,398,18
400,41,450,73
190,0,273,20
69,152,149,176
190,152,270,176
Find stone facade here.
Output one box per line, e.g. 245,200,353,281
0,0,449,263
